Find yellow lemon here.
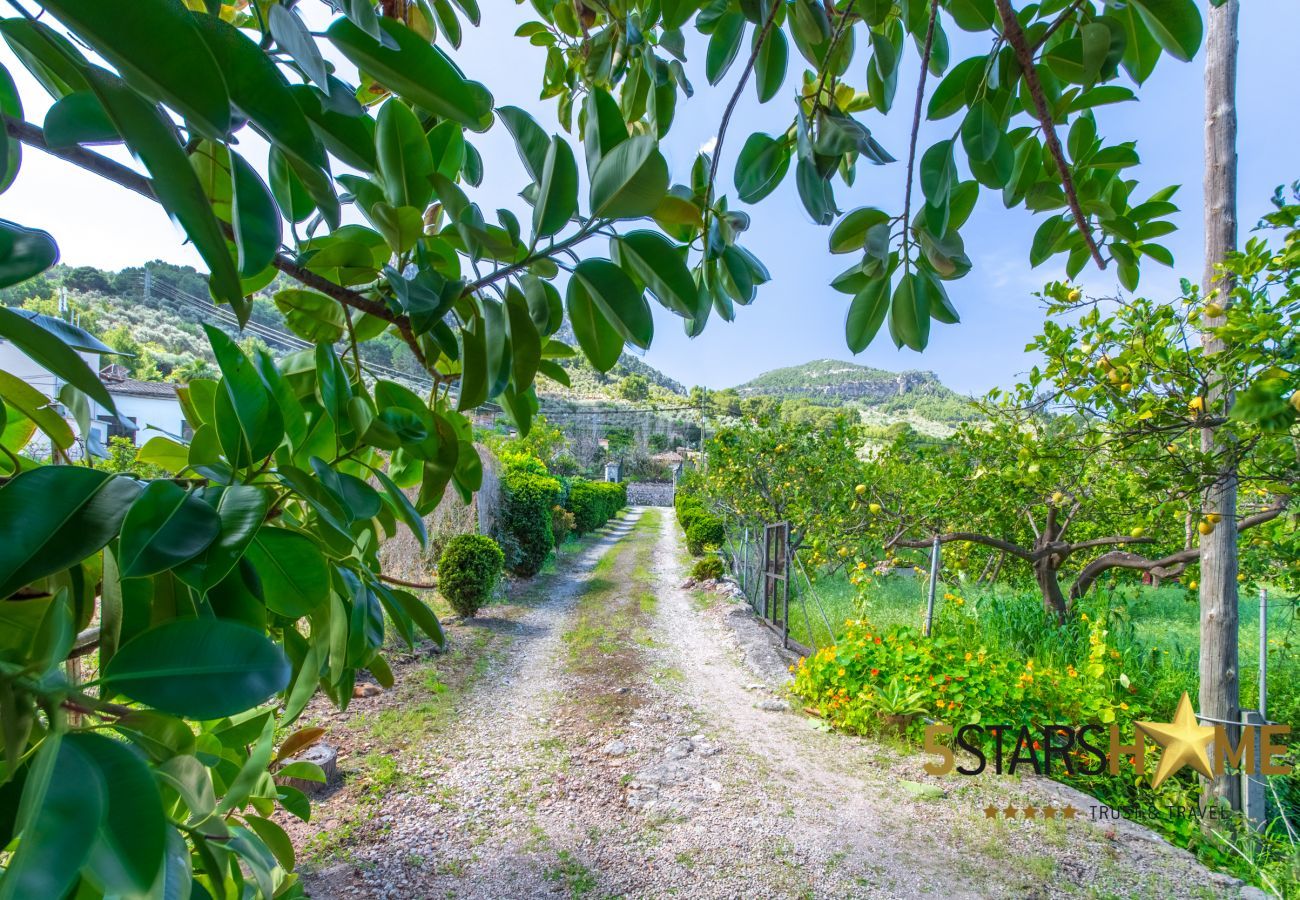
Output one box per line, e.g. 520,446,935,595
1206,513,1222,524
1067,288,1081,302
1189,580,1198,589
1237,573,1246,582
1198,521,1214,536
1051,491,1064,504
1189,396,1205,412
855,484,867,495
1130,526,1144,538
868,503,882,514
1204,302,1224,317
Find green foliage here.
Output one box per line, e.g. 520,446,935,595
551,504,575,548
498,459,562,577
690,555,725,581
96,435,167,478
567,478,626,535
436,534,505,618
617,373,650,401
0,0,1202,890
685,515,724,557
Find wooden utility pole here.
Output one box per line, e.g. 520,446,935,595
1199,0,1241,812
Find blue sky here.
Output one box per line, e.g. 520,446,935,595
2,1,1297,396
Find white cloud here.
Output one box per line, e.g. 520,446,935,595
698,136,718,156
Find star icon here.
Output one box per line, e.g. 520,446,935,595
1062,805,1079,820
1022,805,1038,819
1003,804,1019,818
983,805,999,818
1138,692,1216,788
1041,805,1057,819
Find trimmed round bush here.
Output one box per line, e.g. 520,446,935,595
437,534,504,618
685,514,724,556
690,555,725,581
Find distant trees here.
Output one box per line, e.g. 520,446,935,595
617,374,650,401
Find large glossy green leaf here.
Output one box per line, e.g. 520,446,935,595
176,485,267,592
582,88,628,173
960,99,999,163
86,69,243,310
497,105,549,182
229,150,281,278
104,618,290,719
292,85,376,172
376,98,433,210
1131,0,1202,62
191,13,325,169
845,275,890,353
0,303,117,412
0,18,90,100
268,5,329,93
0,219,57,290
0,65,19,192
204,324,284,466
0,370,73,449
0,467,141,599
829,206,889,254
391,589,445,648
566,275,624,372
77,732,166,894
0,736,105,900
753,25,787,103
327,17,493,131
504,287,541,392
888,271,930,351
43,90,119,149
734,132,790,203
615,231,700,319
532,135,578,239
706,12,745,85
40,0,231,139
244,527,329,617
274,289,346,343
571,258,652,350
589,135,668,219
118,481,221,578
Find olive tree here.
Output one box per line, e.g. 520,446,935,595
0,0,1201,893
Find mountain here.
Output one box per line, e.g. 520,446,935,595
734,359,975,426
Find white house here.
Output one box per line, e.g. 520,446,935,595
0,336,185,456
99,367,187,446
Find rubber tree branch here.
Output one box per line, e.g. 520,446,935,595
701,0,784,245
992,0,1105,270
3,116,434,372
901,0,940,258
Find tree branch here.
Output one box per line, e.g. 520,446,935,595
891,531,1035,561
3,116,434,372
379,573,438,590
992,0,1105,270
901,0,940,258
701,0,784,245
1070,501,1287,599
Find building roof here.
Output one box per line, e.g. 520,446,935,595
103,378,178,399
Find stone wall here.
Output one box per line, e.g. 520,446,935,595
626,480,675,507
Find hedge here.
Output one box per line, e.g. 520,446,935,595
498,462,562,577
437,534,505,617
567,479,627,534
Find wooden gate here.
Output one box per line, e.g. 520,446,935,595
760,523,811,656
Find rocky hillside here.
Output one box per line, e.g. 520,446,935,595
734,359,974,425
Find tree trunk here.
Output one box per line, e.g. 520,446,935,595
1034,557,1067,625
1199,0,1241,813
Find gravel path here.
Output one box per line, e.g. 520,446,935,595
299,508,1260,899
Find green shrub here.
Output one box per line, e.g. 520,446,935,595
437,534,504,617
567,479,626,534
498,463,561,577
685,514,723,556
551,505,574,547
690,555,725,581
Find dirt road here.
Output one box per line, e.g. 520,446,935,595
296,508,1256,899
